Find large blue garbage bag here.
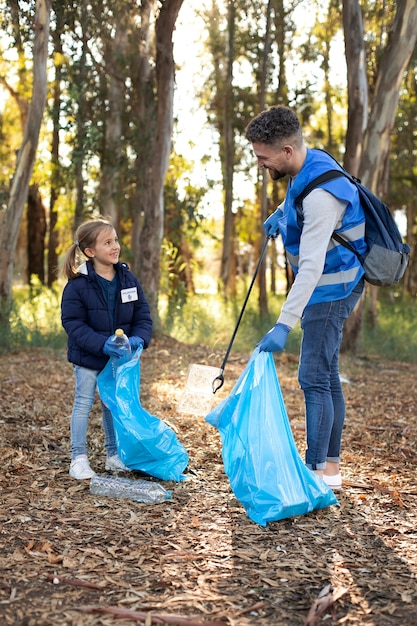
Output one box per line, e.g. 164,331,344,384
98,347,188,482
205,349,338,526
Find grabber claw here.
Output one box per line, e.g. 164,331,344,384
212,371,224,394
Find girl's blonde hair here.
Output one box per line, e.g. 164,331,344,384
62,218,115,280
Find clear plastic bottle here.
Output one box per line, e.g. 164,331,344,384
90,474,171,504
110,328,131,376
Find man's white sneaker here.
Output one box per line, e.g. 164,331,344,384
69,455,95,480
105,454,130,472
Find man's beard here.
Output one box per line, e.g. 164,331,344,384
268,167,286,181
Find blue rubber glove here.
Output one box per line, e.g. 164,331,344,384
129,336,144,350
103,336,126,358
258,323,291,352
263,210,280,237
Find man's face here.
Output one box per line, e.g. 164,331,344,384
251,141,289,180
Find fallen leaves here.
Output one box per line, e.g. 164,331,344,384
1,342,417,625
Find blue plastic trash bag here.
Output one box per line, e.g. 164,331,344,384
205,349,338,526
98,347,188,482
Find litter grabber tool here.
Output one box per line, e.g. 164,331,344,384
177,236,271,416
212,235,270,394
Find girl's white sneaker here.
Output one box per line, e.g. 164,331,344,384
323,473,342,491
105,453,130,472
69,455,95,480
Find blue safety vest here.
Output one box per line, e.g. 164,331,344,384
277,148,367,304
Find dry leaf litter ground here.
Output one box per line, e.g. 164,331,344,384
1,336,417,626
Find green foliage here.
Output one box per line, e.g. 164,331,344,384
161,285,417,364
2,279,66,352
160,284,297,354
3,279,417,364
361,291,417,362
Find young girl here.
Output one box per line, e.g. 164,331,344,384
61,218,153,480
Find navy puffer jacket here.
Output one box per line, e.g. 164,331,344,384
61,261,153,371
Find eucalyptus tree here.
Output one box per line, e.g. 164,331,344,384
202,0,238,298
202,0,297,311
128,0,184,328
302,0,343,153
58,0,184,327
357,0,417,195
0,0,51,339
47,0,65,285
82,0,185,326
387,53,417,296
342,0,417,345
0,0,50,286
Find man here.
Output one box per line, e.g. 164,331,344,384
245,105,366,490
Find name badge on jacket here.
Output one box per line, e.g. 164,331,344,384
121,287,138,303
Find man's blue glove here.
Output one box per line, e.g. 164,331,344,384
103,336,126,358
258,323,291,352
129,336,144,350
263,210,280,238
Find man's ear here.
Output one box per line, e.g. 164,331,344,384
283,145,293,159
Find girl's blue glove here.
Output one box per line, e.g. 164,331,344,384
103,336,126,358
258,323,291,352
129,336,144,350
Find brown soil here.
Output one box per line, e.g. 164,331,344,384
1,337,417,625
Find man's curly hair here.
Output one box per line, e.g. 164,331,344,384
245,105,302,146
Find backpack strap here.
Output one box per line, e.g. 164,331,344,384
295,169,347,204
294,168,363,263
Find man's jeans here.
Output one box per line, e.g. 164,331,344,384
299,280,364,470
70,365,117,460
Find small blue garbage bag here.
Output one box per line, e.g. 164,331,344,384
205,349,338,526
98,347,188,482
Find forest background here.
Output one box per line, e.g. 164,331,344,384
0,0,417,361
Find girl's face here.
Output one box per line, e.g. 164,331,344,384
85,227,120,267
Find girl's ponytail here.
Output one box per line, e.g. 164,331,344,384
62,243,80,280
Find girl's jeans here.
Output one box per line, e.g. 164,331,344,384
299,279,364,470
70,365,117,460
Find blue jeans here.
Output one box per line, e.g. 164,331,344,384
70,365,117,460
299,280,364,470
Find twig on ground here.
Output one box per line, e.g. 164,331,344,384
304,584,348,626
233,601,265,616
76,604,227,624
47,574,106,590
42,436,69,456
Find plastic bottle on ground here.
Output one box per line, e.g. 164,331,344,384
110,328,131,376
90,474,171,504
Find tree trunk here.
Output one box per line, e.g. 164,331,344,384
99,15,128,227
342,0,368,176
257,0,273,320
360,1,417,193
48,6,64,286
27,184,47,284
342,0,417,349
272,0,289,105
74,0,89,227
341,0,368,350
131,0,184,329
0,0,50,336
219,0,237,298
361,0,417,328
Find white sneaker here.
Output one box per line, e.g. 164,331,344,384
105,453,130,472
69,455,95,480
323,473,342,491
